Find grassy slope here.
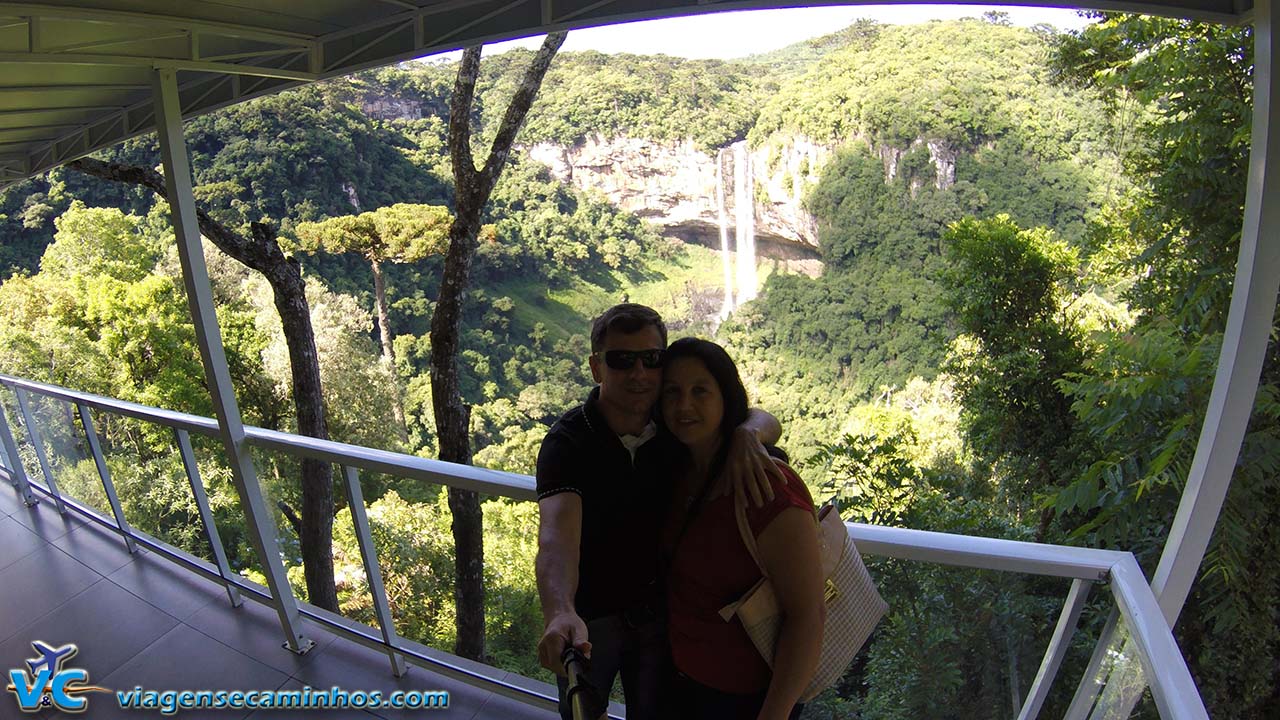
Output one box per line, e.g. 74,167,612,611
498,243,739,341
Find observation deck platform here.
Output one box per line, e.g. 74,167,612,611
0,482,560,720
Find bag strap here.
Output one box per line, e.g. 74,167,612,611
732,456,808,579
734,470,837,581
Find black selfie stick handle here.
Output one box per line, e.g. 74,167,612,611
561,646,606,720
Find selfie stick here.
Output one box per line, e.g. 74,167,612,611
561,646,607,720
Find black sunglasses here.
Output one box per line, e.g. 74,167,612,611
596,349,664,370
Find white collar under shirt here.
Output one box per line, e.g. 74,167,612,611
617,421,657,462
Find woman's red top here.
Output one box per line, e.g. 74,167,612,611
666,463,815,694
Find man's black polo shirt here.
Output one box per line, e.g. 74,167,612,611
536,386,680,622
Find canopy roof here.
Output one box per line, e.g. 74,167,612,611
0,0,1253,189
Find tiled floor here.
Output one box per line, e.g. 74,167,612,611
0,483,562,719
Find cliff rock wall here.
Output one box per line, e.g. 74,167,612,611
527,134,826,261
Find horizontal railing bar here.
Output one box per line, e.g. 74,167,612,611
848,523,1122,580
0,373,536,500
391,638,561,712
276,592,561,711
248,426,535,500
26,478,128,537
0,374,221,435
24,480,255,589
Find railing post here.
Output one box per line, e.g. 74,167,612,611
1110,557,1210,720
75,403,138,554
0,393,37,506
174,428,243,608
152,66,312,655
14,388,66,514
342,465,407,677
1018,579,1091,720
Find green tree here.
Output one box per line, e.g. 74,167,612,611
294,203,452,441
294,203,451,366
941,214,1085,510
1051,15,1278,716
67,159,343,613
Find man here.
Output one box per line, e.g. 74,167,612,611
535,303,782,719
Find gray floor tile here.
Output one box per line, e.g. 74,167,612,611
106,551,222,622
185,596,338,677
0,482,34,516
0,578,179,687
7,492,85,541
0,545,99,644
290,636,492,720
49,518,139,577
0,515,47,572
89,624,291,720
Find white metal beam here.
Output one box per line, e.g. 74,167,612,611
848,521,1120,580
151,67,314,655
1111,558,1210,719
1018,579,1092,720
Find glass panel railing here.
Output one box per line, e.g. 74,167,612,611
0,373,1210,719
1086,618,1156,720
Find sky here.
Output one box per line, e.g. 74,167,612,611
438,5,1094,61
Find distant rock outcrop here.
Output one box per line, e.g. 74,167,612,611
527,134,825,262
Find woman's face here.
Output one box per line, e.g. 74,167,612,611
661,356,725,451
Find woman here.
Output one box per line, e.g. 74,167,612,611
659,337,824,720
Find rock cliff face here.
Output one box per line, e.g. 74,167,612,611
527,134,826,261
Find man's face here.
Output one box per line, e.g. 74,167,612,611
589,326,665,419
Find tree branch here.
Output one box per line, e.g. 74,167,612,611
66,157,288,276
277,500,303,539
448,46,483,190
479,31,566,194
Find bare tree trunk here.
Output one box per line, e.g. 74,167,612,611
370,258,409,443
433,32,565,661
67,157,340,613
253,222,339,612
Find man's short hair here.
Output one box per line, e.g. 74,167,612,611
590,303,667,351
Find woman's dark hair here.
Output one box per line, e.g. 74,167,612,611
660,337,788,478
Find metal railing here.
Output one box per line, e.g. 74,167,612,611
0,373,1209,719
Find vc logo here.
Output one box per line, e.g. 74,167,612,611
5,641,109,713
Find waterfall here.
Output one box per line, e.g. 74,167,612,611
716,148,734,318
733,141,758,304
714,141,759,318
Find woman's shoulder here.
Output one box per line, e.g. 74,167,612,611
769,460,814,509
743,460,814,534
